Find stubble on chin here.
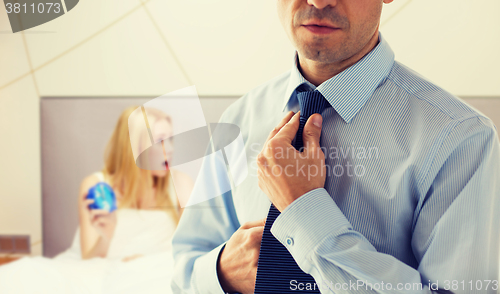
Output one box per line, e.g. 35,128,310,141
297,36,351,64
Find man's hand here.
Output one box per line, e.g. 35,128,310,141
257,111,326,212
217,218,266,294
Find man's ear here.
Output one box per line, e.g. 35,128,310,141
383,0,394,3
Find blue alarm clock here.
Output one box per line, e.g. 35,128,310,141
86,182,117,212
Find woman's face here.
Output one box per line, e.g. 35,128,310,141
150,118,174,178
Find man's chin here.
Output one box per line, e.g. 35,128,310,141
298,45,344,63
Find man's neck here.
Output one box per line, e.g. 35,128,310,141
298,31,380,87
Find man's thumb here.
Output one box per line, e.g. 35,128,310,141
303,114,323,149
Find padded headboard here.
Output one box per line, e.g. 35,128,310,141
40,96,500,257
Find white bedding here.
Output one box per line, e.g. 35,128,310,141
0,251,174,294
0,209,177,294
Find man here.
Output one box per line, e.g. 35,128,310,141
171,0,500,293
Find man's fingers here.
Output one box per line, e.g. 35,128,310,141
265,111,295,142
241,218,266,229
248,226,265,240
303,113,323,151
274,111,301,145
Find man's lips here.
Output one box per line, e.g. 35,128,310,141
301,22,340,35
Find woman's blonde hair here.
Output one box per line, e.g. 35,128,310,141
101,106,179,224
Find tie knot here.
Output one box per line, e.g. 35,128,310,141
291,88,330,150
296,89,330,118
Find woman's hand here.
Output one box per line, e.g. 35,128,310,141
83,199,117,242
78,174,120,259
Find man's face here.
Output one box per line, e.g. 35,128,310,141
277,0,390,64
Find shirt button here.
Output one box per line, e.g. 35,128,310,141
286,237,294,246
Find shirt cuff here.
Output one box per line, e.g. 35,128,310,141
192,243,227,294
270,188,353,273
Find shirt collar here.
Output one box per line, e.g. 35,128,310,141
283,32,395,123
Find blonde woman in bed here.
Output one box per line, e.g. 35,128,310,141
77,106,193,262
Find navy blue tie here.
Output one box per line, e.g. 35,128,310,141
254,88,330,293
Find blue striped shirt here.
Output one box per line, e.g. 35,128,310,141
171,33,500,293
